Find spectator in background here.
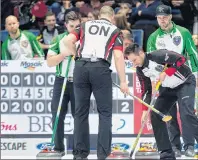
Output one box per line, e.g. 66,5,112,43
79,0,103,16
1,15,44,60
161,0,196,33
50,0,79,26
113,12,131,34
130,0,162,51
1,0,14,30
88,9,100,21
103,0,115,7
37,11,65,58
119,0,133,24
134,0,142,8
12,0,47,30
79,12,89,23
71,0,87,8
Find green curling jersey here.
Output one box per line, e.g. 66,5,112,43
47,32,75,78
1,30,44,60
147,22,198,72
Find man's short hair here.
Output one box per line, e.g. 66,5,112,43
123,32,133,41
124,43,141,56
5,15,19,24
45,11,55,19
99,6,115,17
64,11,81,24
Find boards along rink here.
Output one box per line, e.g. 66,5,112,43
107,141,159,159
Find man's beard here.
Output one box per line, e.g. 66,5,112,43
161,23,169,31
10,29,18,35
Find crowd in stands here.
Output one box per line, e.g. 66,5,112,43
1,0,198,60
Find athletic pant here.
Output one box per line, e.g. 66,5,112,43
151,74,198,152
51,76,75,151
73,60,112,159
167,104,195,150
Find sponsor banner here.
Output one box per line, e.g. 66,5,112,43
1,114,134,134
111,137,156,154
133,73,153,134
1,60,135,73
110,59,135,73
111,137,198,154
1,138,67,156
1,60,55,73
133,74,163,134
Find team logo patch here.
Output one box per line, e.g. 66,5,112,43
21,40,29,48
173,36,181,46
157,40,165,48
158,6,165,12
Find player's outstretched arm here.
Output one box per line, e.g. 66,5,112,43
113,49,129,94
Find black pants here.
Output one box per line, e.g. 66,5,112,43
151,75,198,152
51,76,75,151
167,104,195,150
73,60,112,159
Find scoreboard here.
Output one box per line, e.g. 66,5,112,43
1,60,135,135
1,60,134,115
1,61,55,114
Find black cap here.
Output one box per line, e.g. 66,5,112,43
156,5,172,16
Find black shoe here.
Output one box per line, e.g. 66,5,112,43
160,150,176,159
185,146,195,157
172,147,182,157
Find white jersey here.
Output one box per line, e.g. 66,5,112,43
71,19,123,64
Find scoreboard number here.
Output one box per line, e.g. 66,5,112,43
47,101,52,113
1,74,9,86
36,102,45,113
23,101,33,113
23,88,34,99
11,74,21,86
24,74,31,85
35,101,45,113
47,74,55,86
35,74,45,86
1,88,9,99
1,101,9,113
121,102,129,112
11,101,21,113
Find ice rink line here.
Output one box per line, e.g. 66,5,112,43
1,154,197,159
